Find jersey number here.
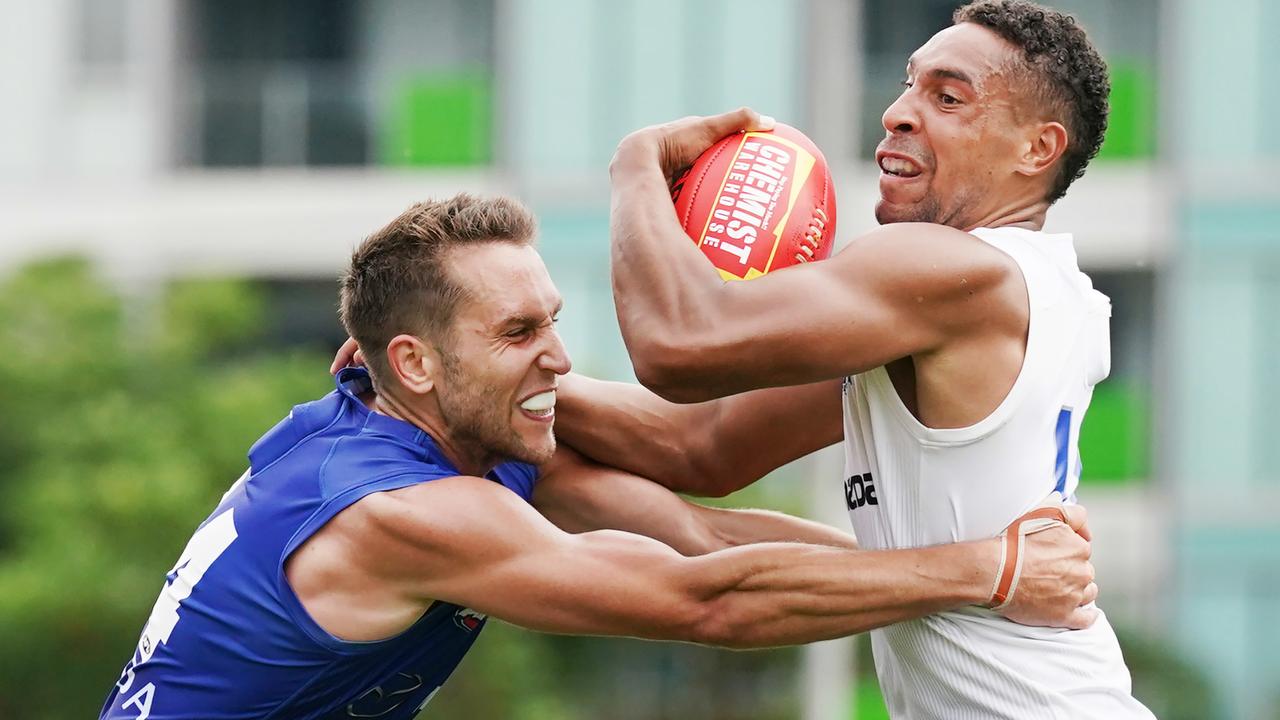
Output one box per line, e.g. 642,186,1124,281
115,508,239,718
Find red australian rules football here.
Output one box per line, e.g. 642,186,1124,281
671,123,836,281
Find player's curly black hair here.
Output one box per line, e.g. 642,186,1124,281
954,0,1110,204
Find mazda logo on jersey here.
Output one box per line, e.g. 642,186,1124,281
453,607,486,632
844,472,878,510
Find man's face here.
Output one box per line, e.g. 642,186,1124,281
433,242,570,468
875,22,1030,228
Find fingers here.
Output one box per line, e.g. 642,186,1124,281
330,337,361,375
703,107,775,139
1081,581,1099,606
1065,604,1100,630
1061,503,1091,542
616,109,780,180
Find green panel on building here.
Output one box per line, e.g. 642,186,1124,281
383,72,492,166
1079,382,1150,484
1096,62,1155,160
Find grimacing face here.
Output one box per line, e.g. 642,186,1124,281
875,22,1034,228
432,242,570,468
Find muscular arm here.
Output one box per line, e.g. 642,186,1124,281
608,116,1024,403
532,445,857,555
555,374,843,496
345,477,1094,648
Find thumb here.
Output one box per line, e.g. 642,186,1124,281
1061,504,1091,542
1065,604,1100,630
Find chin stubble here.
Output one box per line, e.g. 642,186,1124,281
438,361,547,467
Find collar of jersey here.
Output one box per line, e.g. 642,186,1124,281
334,366,456,467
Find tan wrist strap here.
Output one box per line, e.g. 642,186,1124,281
985,506,1069,610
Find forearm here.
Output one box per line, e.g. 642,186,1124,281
609,143,730,399
556,372,718,489
533,445,805,555
694,505,858,553
405,478,1086,651
475,531,992,647
685,539,995,648
557,374,842,497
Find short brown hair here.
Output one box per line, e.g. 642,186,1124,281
339,193,537,385
954,0,1110,204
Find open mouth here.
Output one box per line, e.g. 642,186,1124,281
878,155,924,178
518,390,556,421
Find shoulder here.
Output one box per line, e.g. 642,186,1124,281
317,430,467,501
832,223,1027,333
347,476,535,556
840,223,1020,288
247,389,351,470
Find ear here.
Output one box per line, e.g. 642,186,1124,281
1015,120,1068,179
385,334,441,395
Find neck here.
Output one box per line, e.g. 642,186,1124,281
960,193,1051,232
372,390,495,477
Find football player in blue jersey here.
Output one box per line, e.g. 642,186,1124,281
102,194,1094,720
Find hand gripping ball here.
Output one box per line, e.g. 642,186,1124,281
671,123,836,281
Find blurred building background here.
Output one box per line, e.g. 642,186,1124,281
0,0,1274,718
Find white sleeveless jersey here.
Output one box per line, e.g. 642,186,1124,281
841,227,1154,719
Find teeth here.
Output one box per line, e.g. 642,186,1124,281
881,158,920,177
520,390,556,412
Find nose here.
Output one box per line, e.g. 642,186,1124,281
539,328,573,376
881,91,920,135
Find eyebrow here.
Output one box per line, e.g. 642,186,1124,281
497,298,564,332
905,58,975,86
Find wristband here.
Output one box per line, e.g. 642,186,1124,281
985,506,1069,610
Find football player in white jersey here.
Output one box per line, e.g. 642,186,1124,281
556,0,1156,717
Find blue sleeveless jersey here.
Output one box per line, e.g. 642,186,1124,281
100,368,538,720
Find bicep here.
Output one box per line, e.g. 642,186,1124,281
689,246,938,393
646,225,1013,400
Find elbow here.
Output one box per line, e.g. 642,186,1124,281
634,368,704,405
620,294,735,404
657,408,748,498
630,337,720,404
661,563,768,649
652,463,739,500
682,471,743,499
685,596,760,650
684,435,753,499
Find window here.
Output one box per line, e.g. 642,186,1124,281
179,0,495,168
77,0,129,80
